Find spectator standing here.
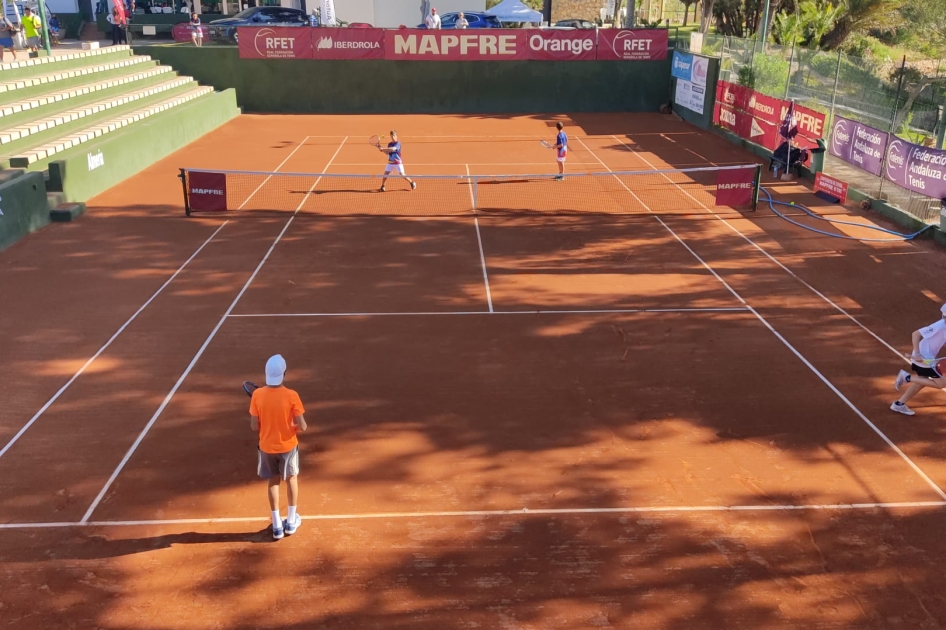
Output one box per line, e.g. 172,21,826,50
21,7,41,54
425,7,440,29
189,12,202,46
107,7,126,45
455,11,468,28
0,16,17,62
48,14,60,45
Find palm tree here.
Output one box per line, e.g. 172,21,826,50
820,0,903,50
800,0,844,47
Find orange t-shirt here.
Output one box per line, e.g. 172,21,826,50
250,386,305,454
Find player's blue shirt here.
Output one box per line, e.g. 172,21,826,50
387,140,402,164
556,131,568,158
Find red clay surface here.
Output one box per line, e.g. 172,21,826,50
3,113,946,628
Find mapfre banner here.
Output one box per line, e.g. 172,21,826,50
385,29,528,61
596,29,668,61
237,27,668,61
238,27,312,59
713,80,826,152
311,27,384,59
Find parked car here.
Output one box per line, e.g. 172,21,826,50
208,6,307,43
171,21,210,43
554,19,595,28
417,12,502,28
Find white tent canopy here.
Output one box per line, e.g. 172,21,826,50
485,0,542,23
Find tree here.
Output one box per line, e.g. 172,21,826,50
889,66,946,135
613,0,625,26
681,0,698,25
820,0,903,50
712,0,763,36
800,0,844,47
700,0,715,32
772,9,803,44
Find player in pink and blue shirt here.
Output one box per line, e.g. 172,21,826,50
553,121,567,181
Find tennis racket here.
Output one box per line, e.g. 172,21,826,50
369,135,385,150
540,140,553,149
243,381,259,397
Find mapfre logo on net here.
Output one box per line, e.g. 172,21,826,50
254,28,301,58
191,188,224,195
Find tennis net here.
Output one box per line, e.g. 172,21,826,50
179,165,761,216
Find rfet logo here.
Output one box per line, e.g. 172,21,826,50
597,29,668,61
255,28,299,58
237,27,313,59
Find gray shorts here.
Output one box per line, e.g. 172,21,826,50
26,36,39,48
257,446,300,480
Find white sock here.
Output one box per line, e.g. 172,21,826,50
271,510,281,529
288,505,297,523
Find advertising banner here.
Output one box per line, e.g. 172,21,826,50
525,30,596,61
713,80,825,160
675,78,704,114
385,29,528,61
311,28,384,59
715,166,757,207
884,138,946,200
828,116,888,177
596,29,668,61
671,50,708,87
814,172,849,203
188,171,228,212
238,27,312,60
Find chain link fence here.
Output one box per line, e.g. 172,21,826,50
698,36,946,224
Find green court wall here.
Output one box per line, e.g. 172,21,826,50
44,89,240,203
133,45,672,114
0,171,50,252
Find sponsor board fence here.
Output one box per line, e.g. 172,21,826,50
705,36,946,224
237,27,668,62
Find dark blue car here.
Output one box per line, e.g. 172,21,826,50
208,7,308,43
417,12,503,28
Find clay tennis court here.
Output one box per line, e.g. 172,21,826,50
4,113,946,628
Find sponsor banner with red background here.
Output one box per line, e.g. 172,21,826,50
814,172,848,203
188,171,228,212
238,27,313,60
526,30,596,61
385,29,528,61
311,27,384,60
715,166,757,207
596,29,668,61
713,80,826,161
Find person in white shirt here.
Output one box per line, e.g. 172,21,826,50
455,12,468,28
425,7,441,29
892,303,946,415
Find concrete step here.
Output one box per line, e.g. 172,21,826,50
10,86,215,166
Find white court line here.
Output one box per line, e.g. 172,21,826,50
467,163,494,313
581,139,946,501
80,138,350,525
332,163,603,167
236,135,311,210
614,136,908,364
3,500,945,529
226,307,751,318
0,222,229,463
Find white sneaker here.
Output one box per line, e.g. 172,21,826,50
890,401,915,416
284,514,302,535
272,522,285,540
895,369,910,391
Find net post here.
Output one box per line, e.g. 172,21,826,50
752,164,761,212
179,168,190,217
473,176,478,210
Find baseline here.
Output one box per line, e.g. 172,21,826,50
2,501,944,530
227,307,751,318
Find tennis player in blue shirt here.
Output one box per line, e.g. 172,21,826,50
553,122,567,181
379,131,417,193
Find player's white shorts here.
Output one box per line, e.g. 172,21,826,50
384,163,406,176
556,156,567,163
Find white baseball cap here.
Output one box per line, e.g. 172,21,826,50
265,354,286,386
